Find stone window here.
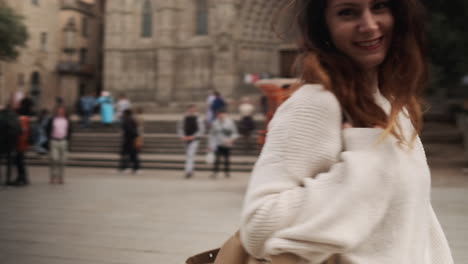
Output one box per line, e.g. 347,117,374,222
82,17,88,37
141,0,152,38
196,0,208,35
18,73,25,86
40,32,47,51
80,48,87,64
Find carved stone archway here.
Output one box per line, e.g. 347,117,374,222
236,0,294,76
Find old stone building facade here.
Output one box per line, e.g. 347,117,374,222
0,0,60,108
104,0,295,107
58,0,105,107
0,0,104,110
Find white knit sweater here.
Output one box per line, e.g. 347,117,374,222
240,85,453,264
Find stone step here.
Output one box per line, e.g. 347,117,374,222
24,152,257,172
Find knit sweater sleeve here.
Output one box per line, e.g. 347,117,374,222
428,205,454,264
239,85,398,261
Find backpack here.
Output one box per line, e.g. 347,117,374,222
184,116,199,136
0,110,20,148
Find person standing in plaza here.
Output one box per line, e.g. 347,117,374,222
9,98,34,186
115,93,132,122
134,107,145,148
177,104,205,179
46,106,72,184
210,91,226,122
0,103,20,186
239,0,454,263
79,92,96,128
119,109,140,174
34,109,51,155
238,96,256,152
205,90,216,125
209,109,238,179
96,91,114,126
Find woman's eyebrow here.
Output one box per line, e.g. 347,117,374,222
331,2,361,9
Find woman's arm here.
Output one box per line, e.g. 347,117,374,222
240,85,397,260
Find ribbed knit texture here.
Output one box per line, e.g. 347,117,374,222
240,84,453,264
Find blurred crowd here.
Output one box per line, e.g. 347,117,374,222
0,89,261,186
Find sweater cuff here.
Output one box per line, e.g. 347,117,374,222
342,128,386,151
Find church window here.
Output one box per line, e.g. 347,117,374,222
141,0,152,38
40,32,47,51
82,17,89,37
196,0,208,35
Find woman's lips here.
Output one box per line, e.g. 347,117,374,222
354,37,383,51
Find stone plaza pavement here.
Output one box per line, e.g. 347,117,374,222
0,165,467,264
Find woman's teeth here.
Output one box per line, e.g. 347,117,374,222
356,38,381,47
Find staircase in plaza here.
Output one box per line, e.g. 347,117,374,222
26,119,262,172
25,118,465,172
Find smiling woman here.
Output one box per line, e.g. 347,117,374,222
237,0,455,263
325,0,394,70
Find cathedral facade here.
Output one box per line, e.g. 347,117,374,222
104,0,295,106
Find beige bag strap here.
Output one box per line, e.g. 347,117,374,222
271,253,300,264
214,231,300,264
214,231,249,264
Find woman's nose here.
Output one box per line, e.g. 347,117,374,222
358,10,379,33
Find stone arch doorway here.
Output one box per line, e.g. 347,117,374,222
236,0,297,78
30,71,41,108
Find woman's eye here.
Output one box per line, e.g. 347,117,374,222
373,1,391,11
337,8,356,17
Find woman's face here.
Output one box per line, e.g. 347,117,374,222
57,107,65,117
325,0,394,70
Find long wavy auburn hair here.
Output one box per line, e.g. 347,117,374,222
285,0,429,145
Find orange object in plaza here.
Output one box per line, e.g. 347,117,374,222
255,78,300,147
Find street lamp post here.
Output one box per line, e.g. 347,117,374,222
59,19,78,109
63,20,77,70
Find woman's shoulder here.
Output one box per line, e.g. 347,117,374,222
283,84,341,114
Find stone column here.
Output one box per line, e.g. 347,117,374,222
212,0,238,98
103,0,125,93
155,1,178,105
58,75,79,111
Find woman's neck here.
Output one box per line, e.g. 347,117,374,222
365,69,379,93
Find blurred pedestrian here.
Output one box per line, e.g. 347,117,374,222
177,104,205,179
79,92,96,128
96,91,114,125
116,93,131,121
119,109,140,174
34,109,51,155
238,97,256,152
46,106,72,184
0,103,20,185
209,109,238,179
210,91,226,122
10,98,33,186
134,107,145,143
55,96,64,107
205,90,216,124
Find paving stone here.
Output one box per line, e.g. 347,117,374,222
0,166,466,264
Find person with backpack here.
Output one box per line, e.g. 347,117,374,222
238,97,256,152
0,103,20,186
208,109,239,179
9,98,33,186
79,92,96,128
210,91,226,122
119,109,140,174
96,91,114,126
177,104,205,179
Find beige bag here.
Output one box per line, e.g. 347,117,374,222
185,231,338,264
